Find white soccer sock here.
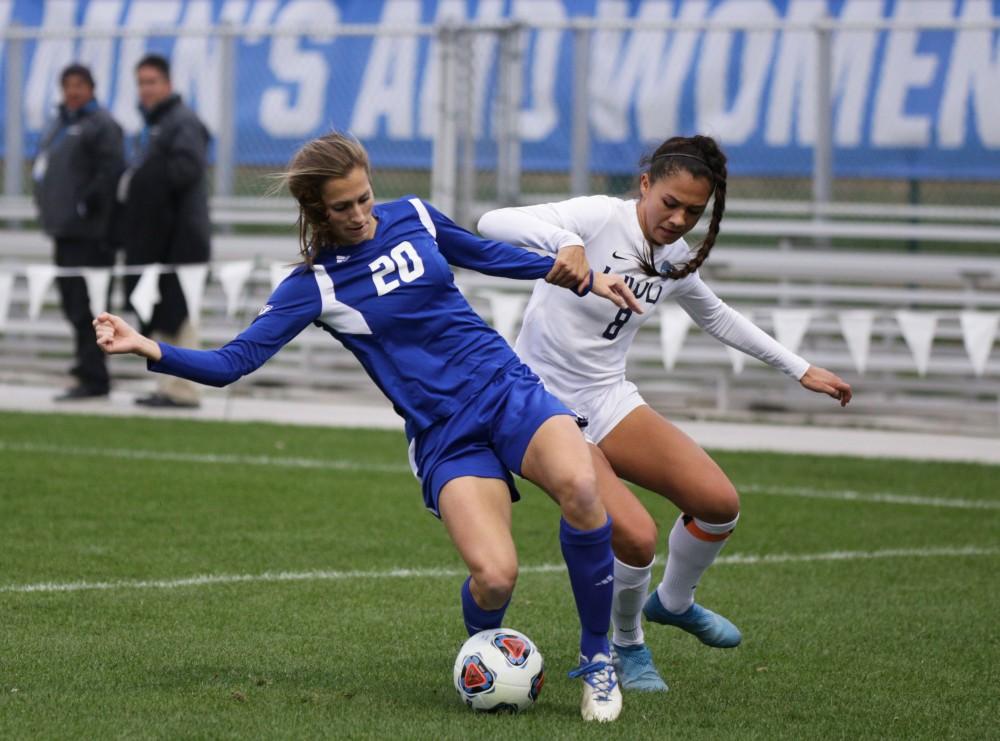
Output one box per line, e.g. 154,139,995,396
611,557,653,648
657,514,739,614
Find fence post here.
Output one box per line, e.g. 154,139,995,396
432,24,458,216
812,18,833,244
496,23,522,206
570,26,591,196
3,31,24,200
455,29,475,228
213,25,237,200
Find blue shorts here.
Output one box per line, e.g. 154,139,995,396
409,362,573,517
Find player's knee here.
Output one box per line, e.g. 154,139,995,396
473,563,518,607
552,467,600,522
693,484,740,525
613,517,658,566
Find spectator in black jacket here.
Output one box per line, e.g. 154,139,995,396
118,53,211,408
34,63,124,401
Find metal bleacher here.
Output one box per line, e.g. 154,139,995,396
2,196,999,434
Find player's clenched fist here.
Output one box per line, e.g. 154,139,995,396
92,312,163,361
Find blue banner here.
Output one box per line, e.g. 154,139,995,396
2,0,999,179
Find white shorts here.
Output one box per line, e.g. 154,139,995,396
555,378,646,445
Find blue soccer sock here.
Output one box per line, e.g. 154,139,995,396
461,576,510,636
559,517,614,660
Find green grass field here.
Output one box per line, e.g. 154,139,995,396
1,411,997,739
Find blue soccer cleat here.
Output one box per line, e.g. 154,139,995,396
610,643,668,692
643,590,742,648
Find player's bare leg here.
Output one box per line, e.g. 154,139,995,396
588,445,668,691
521,415,622,722
440,477,518,634
599,405,741,648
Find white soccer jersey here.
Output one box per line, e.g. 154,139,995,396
477,195,810,402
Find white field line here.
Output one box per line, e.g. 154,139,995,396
2,546,997,595
0,440,412,474
739,484,1000,511
4,440,998,511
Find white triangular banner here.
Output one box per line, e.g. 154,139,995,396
214,260,255,317
270,263,294,290
129,264,161,324
895,311,938,377
26,264,57,319
959,311,999,377
838,310,875,375
176,264,209,326
659,305,693,370
81,268,111,319
772,308,813,355
0,272,14,328
486,292,527,344
725,345,746,374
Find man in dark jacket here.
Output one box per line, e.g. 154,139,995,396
118,53,211,408
35,63,124,400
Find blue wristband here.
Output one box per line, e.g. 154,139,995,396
575,269,595,297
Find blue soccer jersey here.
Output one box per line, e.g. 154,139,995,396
149,197,556,436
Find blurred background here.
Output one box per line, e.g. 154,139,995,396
1,0,998,434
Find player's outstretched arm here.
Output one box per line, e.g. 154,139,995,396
592,272,643,314
93,312,162,361
799,365,852,407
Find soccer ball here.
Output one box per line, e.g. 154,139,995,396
453,628,545,713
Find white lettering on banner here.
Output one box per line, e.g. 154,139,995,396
765,0,827,147
111,0,183,134
831,0,882,147
0,1,12,67
260,0,338,138
417,0,464,141
170,0,249,136
872,0,951,148
351,0,420,139
25,0,77,131
939,0,1000,148
696,0,777,144
77,0,127,111
244,0,279,45
418,0,502,140
638,0,709,141
589,0,670,142
513,0,565,142
114,1,183,133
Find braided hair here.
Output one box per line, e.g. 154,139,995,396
635,135,727,280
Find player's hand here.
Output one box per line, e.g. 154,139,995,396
799,365,852,407
592,272,643,314
545,244,591,293
93,312,162,360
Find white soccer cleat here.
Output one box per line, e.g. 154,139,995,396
568,653,622,722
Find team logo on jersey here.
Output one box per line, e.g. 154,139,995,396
659,260,674,274
257,304,273,316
